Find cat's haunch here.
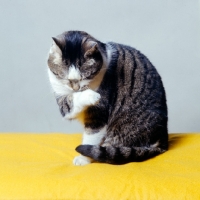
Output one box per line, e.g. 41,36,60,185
47,31,168,165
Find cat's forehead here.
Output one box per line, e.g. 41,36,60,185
51,31,97,63
63,31,85,63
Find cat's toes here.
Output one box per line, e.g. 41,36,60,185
83,89,101,105
73,155,92,166
88,92,101,105
90,93,101,105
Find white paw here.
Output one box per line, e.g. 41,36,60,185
82,89,101,105
73,155,92,166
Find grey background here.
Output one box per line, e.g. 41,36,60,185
0,0,199,133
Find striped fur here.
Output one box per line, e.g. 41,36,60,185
47,31,168,165
76,145,165,164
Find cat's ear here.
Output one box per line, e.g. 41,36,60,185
83,39,99,58
52,36,65,51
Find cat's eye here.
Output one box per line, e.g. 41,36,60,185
51,70,65,78
81,71,91,80
85,71,90,77
58,71,65,78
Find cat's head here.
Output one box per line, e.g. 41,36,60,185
47,31,106,91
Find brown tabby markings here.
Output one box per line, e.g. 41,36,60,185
47,31,168,164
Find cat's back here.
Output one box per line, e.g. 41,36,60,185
106,42,167,120
108,42,158,77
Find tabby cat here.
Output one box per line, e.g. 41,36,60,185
47,31,168,165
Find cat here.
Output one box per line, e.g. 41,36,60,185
47,31,168,165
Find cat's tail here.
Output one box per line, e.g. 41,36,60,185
75,144,167,164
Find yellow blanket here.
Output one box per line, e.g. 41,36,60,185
0,133,200,200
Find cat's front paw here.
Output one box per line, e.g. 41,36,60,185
73,155,92,166
82,89,101,106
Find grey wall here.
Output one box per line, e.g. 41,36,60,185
0,0,199,133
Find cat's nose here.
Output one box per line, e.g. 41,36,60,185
69,79,80,91
72,84,80,91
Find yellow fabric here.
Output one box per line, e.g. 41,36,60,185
0,133,200,200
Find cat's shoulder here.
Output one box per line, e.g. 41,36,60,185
106,42,137,51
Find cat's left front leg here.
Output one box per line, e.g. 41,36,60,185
65,89,101,120
73,126,107,166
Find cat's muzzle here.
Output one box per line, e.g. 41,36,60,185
69,79,80,91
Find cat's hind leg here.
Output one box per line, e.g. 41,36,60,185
73,126,107,166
